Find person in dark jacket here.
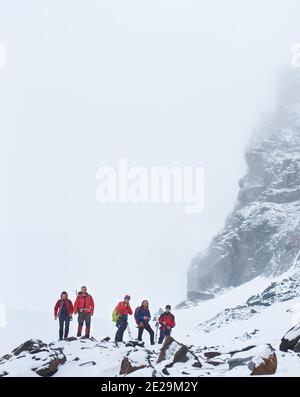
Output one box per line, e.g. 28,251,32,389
135,300,154,345
54,291,73,341
158,305,175,344
114,295,133,343
73,286,95,338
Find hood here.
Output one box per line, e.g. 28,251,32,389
78,291,88,297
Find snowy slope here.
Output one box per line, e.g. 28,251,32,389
1,272,300,377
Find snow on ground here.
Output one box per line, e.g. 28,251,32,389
1,272,300,376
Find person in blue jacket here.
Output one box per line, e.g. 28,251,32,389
134,300,155,345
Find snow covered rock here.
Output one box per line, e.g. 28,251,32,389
248,344,277,376
0,339,67,377
155,336,202,376
33,348,66,377
228,344,277,375
187,70,300,298
119,357,147,375
12,339,48,356
246,278,300,306
280,323,300,352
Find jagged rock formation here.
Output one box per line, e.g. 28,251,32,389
188,70,300,299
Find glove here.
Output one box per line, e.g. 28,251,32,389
70,317,73,321
54,315,58,320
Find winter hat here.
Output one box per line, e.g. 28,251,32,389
165,305,171,310
124,295,131,300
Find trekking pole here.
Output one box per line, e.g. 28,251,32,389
155,322,159,344
154,308,163,344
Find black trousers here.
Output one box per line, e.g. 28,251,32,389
138,322,154,344
158,326,171,344
77,312,91,337
115,317,128,342
59,314,70,340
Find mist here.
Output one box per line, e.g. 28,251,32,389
1,0,300,348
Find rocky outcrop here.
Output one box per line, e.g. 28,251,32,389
34,348,66,377
0,335,290,377
280,324,300,352
12,339,48,356
196,277,300,333
156,336,203,376
188,70,300,299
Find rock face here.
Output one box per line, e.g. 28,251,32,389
188,70,300,299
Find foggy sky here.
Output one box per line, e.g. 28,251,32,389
1,0,300,328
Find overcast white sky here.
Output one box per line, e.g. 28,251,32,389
1,0,300,330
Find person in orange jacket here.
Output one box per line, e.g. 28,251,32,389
114,295,133,342
73,286,95,338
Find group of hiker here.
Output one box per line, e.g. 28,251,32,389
54,286,176,345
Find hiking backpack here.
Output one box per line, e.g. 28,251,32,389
134,306,141,325
112,307,120,323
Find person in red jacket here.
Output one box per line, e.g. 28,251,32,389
73,286,95,338
158,305,175,344
114,295,133,342
54,291,73,341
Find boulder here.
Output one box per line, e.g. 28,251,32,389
227,344,277,375
228,344,277,375
34,348,66,377
12,339,48,356
249,345,277,375
157,336,175,364
119,357,146,375
279,324,300,352
157,336,202,369
173,345,189,364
